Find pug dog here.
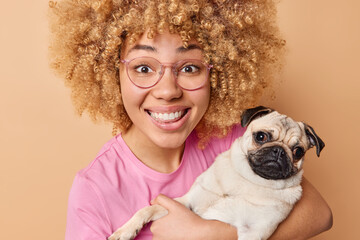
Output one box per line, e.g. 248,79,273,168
108,106,325,240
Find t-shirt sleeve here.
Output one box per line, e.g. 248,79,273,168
65,174,112,240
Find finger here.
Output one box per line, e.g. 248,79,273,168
151,194,170,205
151,194,180,210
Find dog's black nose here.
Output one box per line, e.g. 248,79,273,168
272,146,285,156
270,146,289,172
272,146,287,166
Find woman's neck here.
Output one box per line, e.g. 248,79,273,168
122,126,185,174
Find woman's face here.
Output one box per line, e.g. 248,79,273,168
119,30,210,150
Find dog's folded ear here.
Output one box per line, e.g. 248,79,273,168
241,106,273,127
304,123,325,157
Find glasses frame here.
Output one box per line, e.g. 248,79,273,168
120,56,213,91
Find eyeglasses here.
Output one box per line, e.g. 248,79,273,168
120,57,213,91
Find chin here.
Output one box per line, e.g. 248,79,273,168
150,132,188,150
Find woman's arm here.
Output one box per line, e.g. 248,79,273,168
268,177,333,240
151,177,332,240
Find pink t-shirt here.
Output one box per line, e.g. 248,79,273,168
65,125,245,240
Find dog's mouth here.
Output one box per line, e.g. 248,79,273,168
248,146,297,180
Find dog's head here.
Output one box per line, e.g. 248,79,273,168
239,106,325,181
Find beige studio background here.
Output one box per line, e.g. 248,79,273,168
0,0,359,239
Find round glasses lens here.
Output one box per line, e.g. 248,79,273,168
175,60,208,90
127,57,161,88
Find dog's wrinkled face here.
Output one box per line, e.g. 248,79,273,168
245,112,310,180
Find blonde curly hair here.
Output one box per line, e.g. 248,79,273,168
48,0,284,147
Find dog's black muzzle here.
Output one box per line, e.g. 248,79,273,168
248,146,296,180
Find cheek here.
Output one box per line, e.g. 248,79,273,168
198,93,210,114
119,72,131,106
119,70,145,113
195,84,211,113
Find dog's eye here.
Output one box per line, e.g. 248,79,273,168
254,131,270,144
293,147,305,160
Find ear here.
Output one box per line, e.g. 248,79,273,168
241,106,274,127
304,123,325,157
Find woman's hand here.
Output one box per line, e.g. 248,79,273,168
150,194,237,240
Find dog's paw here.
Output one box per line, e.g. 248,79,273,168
237,233,262,240
107,228,138,240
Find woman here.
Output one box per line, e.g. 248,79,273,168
48,0,332,239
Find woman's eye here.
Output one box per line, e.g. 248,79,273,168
293,147,305,160
180,65,199,73
135,65,153,73
254,131,269,144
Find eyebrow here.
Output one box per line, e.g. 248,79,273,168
127,43,202,54
176,44,202,53
128,44,157,53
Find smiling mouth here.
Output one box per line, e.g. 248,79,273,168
146,109,189,123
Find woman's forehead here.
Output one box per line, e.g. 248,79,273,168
122,29,202,58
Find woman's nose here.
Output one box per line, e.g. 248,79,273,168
151,67,182,101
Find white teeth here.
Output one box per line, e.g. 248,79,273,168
149,110,184,121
